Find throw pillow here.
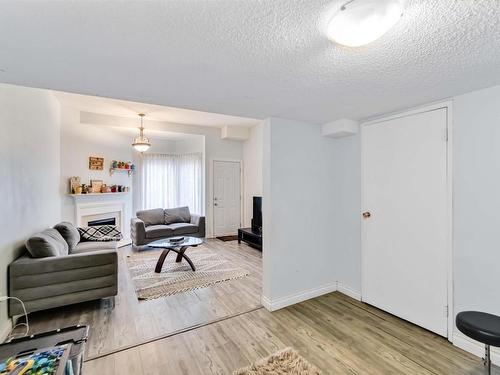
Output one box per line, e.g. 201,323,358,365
137,208,165,226
26,228,69,258
164,206,191,224
54,221,80,251
78,225,123,242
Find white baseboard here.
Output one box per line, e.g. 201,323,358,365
453,332,500,365
261,282,338,312
337,282,361,301
0,320,12,343
260,295,272,311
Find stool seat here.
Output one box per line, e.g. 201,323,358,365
456,311,500,347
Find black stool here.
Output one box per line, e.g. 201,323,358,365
456,311,500,374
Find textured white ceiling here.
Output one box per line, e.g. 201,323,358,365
1,0,499,123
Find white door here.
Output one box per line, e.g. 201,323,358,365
362,108,449,337
213,161,241,236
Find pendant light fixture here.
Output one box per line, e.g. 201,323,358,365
132,113,151,152
326,0,405,47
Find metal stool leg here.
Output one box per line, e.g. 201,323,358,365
484,344,491,375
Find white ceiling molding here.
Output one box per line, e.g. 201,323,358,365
321,118,359,138
55,90,259,128
220,125,250,141
80,111,220,137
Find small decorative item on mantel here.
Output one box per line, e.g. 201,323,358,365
90,179,103,193
69,176,81,194
81,184,88,194
101,184,111,193
89,156,104,170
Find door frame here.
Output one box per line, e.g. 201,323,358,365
211,158,243,237
360,100,454,340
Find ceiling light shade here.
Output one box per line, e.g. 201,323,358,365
326,0,405,47
132,113,151,152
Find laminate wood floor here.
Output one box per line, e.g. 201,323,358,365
85,292,496,375
20,239,262,359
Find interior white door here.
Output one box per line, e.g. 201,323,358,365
213,161,241,236
362,108,448,337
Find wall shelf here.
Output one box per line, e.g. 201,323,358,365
110,168,133,176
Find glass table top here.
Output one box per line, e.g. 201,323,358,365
148,236,203,248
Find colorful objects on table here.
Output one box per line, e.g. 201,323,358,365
0,345,69,375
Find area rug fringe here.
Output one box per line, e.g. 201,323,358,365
233,348,321,375
138,270,249,300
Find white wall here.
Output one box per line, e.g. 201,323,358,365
453,85,500,319
328,134,361,294
262,117,340,308
0,83,61,339
60,107,135,241
243,123,263,227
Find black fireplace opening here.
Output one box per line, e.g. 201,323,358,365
88,217,116,226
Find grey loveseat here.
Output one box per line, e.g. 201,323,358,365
8,222,118,316
131,207,205,248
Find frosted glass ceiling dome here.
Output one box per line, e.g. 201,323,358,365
326,0,405,47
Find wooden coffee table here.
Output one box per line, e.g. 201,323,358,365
149,236,203,273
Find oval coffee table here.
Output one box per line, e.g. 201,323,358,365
149,236,203,273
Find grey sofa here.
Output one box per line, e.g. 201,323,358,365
8,222,118,316
131,207,205,247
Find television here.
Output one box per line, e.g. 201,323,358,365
252,196,262,233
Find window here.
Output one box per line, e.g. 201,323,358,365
135,153,203,214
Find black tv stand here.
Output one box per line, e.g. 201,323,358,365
238,227,262,251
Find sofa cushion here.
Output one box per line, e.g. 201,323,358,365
169,223,199,235
25,229,69,258
72,241,118,254
54,222,80,251
145,225,174,239
137,208,165,226
164,207,191,224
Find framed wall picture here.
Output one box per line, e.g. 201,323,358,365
89,156,104,170
90,179,103,193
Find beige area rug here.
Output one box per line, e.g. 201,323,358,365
233,348,322,375
126,248,249,300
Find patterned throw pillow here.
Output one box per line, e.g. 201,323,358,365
78,225,123,242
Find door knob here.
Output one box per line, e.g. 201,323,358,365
214,203,218,206
362,212,371,219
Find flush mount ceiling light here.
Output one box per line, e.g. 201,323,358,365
326,0,405,47
132,113,151,152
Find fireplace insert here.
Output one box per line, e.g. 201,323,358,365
87,217,116,226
